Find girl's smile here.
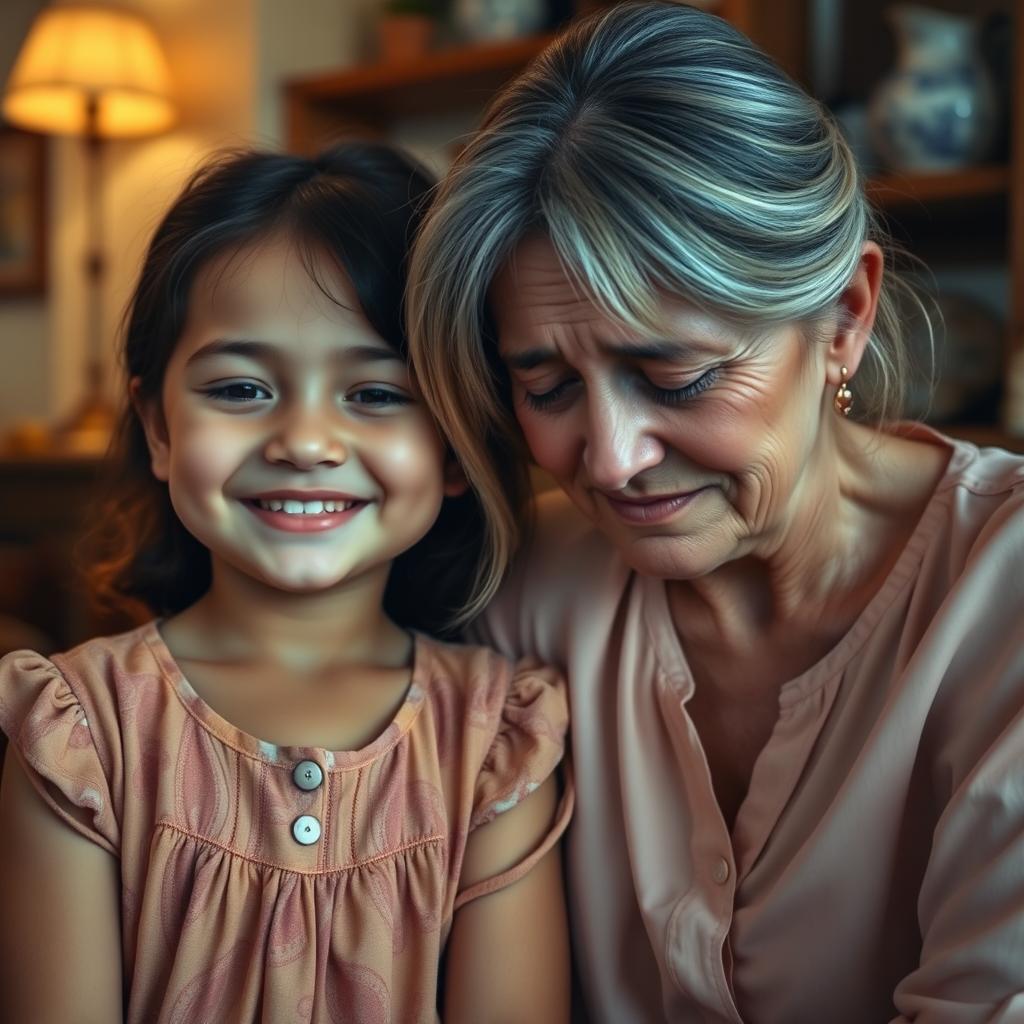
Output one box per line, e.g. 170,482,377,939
243,490,369,533
138,235,460,596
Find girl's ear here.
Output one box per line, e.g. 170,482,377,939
130,377,171,482
825,240,884,389
443,452,469,498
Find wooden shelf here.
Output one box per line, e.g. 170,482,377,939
283,0,810,152
865,165,1010,210
285,34,556,149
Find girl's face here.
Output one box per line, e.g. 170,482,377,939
139,235,460,597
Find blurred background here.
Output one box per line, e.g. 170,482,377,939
0,0,1019,658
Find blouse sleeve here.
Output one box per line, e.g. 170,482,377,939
889,706,1024,1022
454,661,574,910
0,649,119,855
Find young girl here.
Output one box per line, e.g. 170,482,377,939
0,143,571,1023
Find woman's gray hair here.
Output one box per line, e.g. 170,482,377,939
408,0,927,591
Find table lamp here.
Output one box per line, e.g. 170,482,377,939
2,5,175,454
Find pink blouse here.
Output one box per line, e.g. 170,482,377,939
474,426,1024,1023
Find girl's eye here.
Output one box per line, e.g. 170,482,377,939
347,386,411,407
648,367,720,406
205,382,271,402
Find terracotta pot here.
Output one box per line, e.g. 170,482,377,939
377,14,434,63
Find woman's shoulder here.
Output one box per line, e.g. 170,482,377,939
932,435,1024,556
528,486,613,559
473,489,633,658
908,437,1024,740
415,631,562,713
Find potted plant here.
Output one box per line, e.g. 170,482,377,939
378,0,442,63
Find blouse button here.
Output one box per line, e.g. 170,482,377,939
292,759,324,792
712,857,731,885
292,815,322,846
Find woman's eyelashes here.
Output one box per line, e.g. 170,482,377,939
649,367,719,406
522,367,720,412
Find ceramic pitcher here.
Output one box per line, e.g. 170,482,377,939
868,4,997,172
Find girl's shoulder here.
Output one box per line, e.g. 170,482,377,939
413,631,567,737
0,621,169,735
0,622,165,856
413,633,571,841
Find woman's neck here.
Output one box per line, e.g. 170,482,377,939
163,559,410,674
667,420,949,658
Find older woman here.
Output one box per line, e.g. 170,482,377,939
408,2,1024,1022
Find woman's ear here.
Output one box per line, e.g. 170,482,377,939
130,377,170,482
442,452,469,498
825,240,884,389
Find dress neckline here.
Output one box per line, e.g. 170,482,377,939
140,619,429,771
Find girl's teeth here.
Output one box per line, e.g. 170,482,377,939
256,499,354,514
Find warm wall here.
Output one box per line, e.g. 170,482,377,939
0,0,368,434
0,0,48,430
47,0,259,428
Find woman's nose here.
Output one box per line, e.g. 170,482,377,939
582,397,664,491
263,406,349,469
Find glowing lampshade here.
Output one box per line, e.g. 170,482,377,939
2,6,175,138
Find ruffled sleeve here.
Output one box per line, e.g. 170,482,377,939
455,661,574,910
0,649,119,855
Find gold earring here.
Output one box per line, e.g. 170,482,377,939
834,365,853,417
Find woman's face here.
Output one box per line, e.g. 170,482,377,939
490,235,833,580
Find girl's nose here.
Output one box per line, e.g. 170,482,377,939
263,409,349,470
582,397,664,491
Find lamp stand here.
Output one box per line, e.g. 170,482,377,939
56,97,117,455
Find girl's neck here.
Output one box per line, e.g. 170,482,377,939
163,558,410,674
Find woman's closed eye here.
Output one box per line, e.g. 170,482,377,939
647,367,719,406
522,377,579,412
522,367,720,413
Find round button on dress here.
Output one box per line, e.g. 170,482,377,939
292,815,322,846
292,759,324,791
712,857,731,885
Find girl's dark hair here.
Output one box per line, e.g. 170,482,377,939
90,141,483,638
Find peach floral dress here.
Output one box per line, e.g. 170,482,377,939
0,622,572,1023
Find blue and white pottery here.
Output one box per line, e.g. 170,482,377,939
868,4,997,172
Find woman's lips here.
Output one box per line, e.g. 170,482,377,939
602,488,708,525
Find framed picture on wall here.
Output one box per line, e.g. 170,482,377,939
0,126,46,297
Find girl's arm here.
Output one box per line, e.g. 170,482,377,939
443,774,570,1024
0,748,123,1023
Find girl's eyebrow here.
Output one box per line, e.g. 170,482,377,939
185,339,402,366
185,339,275,366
